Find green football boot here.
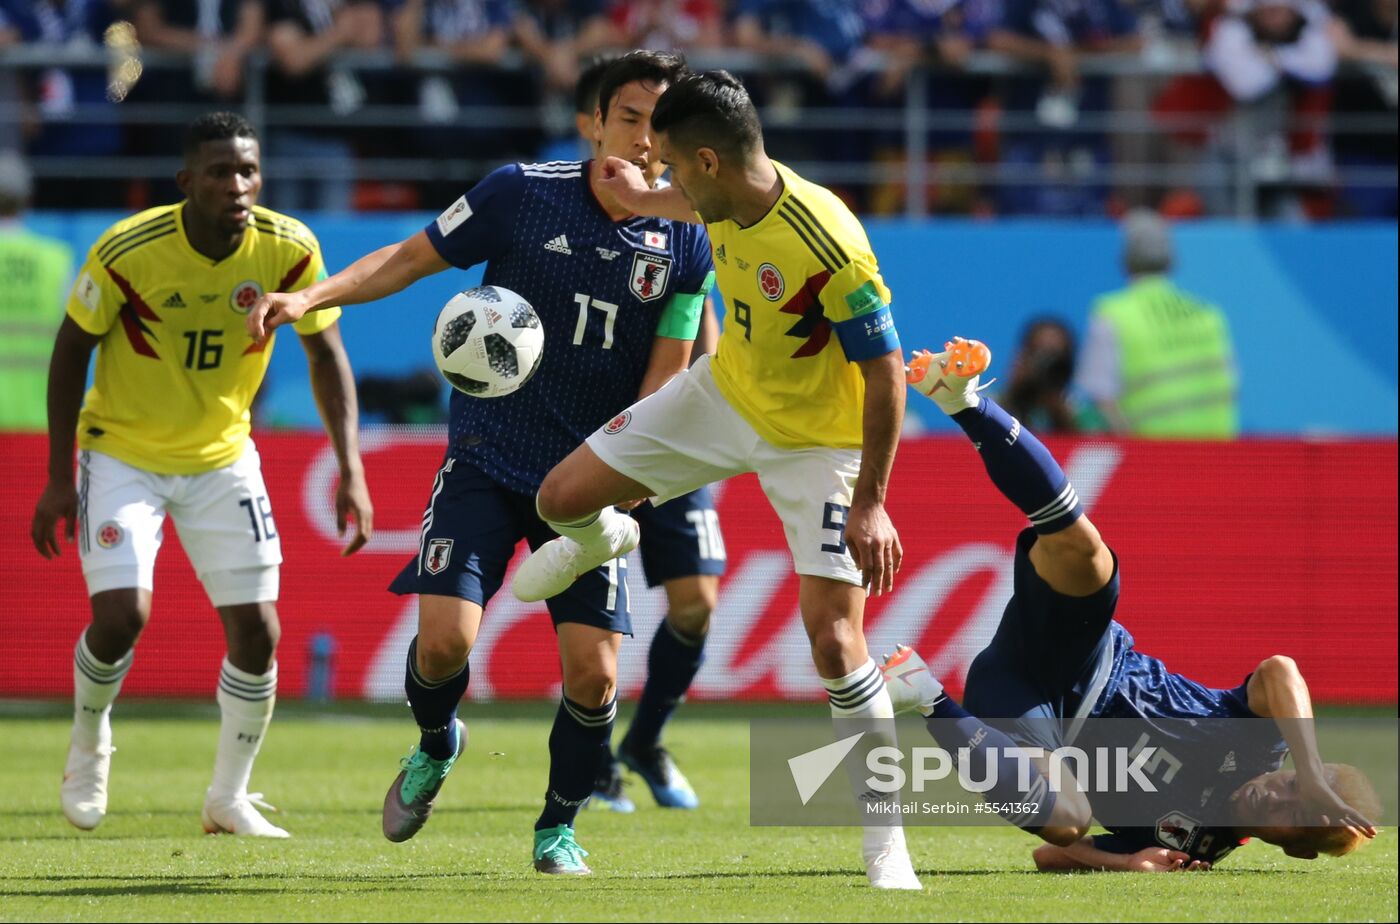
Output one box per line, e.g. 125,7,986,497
532,824,591,875
382,719,465,843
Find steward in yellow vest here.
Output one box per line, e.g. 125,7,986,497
0,154,73,431
1076,211,1238,438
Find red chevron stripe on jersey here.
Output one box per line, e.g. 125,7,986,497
778,270,832,359
106,267,160,359
277,253,313,292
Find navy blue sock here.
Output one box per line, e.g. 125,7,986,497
950,397,1083,533
404,636,469,761
924,695,1056,831
537,694,617,831
623,620,705,752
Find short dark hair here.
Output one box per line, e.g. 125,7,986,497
595,50,688,123
650,70,762,162
574,55,616,116
183,111,258,163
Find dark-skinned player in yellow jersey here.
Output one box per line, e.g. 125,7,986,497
32,112,372,838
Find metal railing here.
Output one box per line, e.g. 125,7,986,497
1,43,1395,218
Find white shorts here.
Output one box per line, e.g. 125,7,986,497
586,355,863,585
77,444,282,606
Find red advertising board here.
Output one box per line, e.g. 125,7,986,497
1,431,1395,703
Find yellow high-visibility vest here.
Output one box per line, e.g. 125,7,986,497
0,227,73,431
1093,276,1238,438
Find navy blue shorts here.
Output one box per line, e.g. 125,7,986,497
631,485,727,588
963,528,1120,752
388,458,631,635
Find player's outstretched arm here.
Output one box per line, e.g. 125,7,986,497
1246,656,1378,841
596,156,700,224
1032,840,1209,873
300,322,374,556
846,349,906,595
32,318,100,559
246,231,450,340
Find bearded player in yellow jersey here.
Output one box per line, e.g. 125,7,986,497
515,72,921,890
29,112,373,838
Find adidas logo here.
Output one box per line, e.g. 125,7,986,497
716,244,727,264
162,292,187,308
1218,751,1236,773
544,234,572,255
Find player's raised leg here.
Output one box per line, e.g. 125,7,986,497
203,600,288,838
906,337,1114,597
534,623,622,875
885,336,1118,844
63,589,147,830
514,444,650,603
518,359,744,607
382,594,477,842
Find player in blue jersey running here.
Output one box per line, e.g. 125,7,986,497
881,338,1380,871
246,52,714,874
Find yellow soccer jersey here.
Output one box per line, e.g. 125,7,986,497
66,203,340,475
707,162,899,450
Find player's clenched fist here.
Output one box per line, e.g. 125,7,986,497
246,290,309,342
595,156,649,210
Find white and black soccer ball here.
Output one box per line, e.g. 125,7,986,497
431,285,544,398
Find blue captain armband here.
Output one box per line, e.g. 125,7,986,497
834,306,900,361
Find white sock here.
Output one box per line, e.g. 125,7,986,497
544,504,632,557
821,658,907,860
72,630,133,751
210,657,277,802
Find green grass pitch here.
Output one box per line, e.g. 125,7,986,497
1,701,1395,923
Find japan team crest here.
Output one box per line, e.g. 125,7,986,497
95,520,125,549
758,263,785,301
629,253,671,303
424,538,453,575
1155,811,1200,851
230,280,264,314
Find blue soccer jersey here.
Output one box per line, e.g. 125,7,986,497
1083,624,1289,864
425,160,716,493
962,530,1288,866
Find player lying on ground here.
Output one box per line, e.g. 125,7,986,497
881,338,1380,871
32,112,372,838
245,52,719,874
514,71,922,889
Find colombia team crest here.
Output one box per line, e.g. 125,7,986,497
230,280,264,314
604,410,631,434
758,263,785,301
629,253,671,303
95,520,125,549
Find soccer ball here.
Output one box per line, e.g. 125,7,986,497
431,285,544,398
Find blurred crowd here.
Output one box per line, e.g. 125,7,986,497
0,0,1395,217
